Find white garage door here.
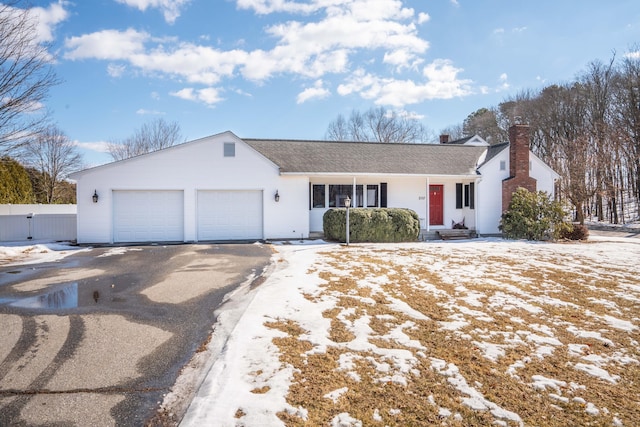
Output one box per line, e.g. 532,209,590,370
197,190,263,241
113,190,184,243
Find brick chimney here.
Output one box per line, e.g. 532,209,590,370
439,134,449,144
502,124,537,211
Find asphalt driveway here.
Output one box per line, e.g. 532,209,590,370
0,243,272,426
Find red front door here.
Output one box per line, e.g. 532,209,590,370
429,185,443,225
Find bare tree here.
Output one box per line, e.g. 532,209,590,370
22,125,82,203
108,118,185,161
612,48,640,217
438,123,464,141
462,107,508,144
325,107,431,143
0,1,59,154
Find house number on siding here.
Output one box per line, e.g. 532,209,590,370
418,196,426,200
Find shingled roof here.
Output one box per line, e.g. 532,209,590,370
244,139,487,176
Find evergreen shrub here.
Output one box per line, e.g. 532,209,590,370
323,208,420,243
499,188,571,241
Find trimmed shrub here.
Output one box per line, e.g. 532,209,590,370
499,188,571,241
323,208,420,243
561,223,590,241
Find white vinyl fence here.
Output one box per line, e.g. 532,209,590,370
0,205,77,242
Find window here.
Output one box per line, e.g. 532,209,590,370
329,185,353,207
500,160,506,171
310,183,383,208
465,183,475,209
367,185,378,207
356,185,364,207
457,183,475,210
312,184,325,208
224,142,235,157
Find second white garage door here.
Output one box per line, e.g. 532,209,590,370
197,190,263,241
113,190,184,243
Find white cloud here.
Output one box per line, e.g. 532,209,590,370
396,109,424,120
64,29,149,60
115,0,191,24
383,49,425,71
170,87,224,105
493,28,505,34
296,80,330,104
136,108,165,115
236,0,323,15
73,140,111,153
512,26,527,33
624,51,640,59
417,12,430,24
338,59,472,106
29,1,69,43
107,63,126,78
61,1,474,109
498,72,509,91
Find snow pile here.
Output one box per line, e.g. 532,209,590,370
0,241,88,266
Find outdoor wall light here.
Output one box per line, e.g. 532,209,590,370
275,190,280,202
92,190,99,203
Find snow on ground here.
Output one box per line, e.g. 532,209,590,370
0,241,89,266
180,236,640,426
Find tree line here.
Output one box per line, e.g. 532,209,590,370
443,51,640,224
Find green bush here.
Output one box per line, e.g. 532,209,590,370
323,208,420,243
499,188,571,241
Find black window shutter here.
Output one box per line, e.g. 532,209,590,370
470,182,475,209
380,183,387,207
456,183,463,209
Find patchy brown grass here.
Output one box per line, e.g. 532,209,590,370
265,243,640,426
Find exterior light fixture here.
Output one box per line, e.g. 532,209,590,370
92,190,99,203
275,190,280,202
344,195,351,246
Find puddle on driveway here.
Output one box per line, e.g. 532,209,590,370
7,283,78,309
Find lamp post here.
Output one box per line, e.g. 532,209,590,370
344,195,351,246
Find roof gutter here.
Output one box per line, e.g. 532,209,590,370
279,172,481,179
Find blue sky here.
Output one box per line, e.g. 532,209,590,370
20,0,640,166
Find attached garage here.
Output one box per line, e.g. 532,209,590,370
197,190,263,241
113,190,184,243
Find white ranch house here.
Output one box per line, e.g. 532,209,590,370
69,124,559,244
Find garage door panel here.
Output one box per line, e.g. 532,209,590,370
113,191,184,243
197,190,263,241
